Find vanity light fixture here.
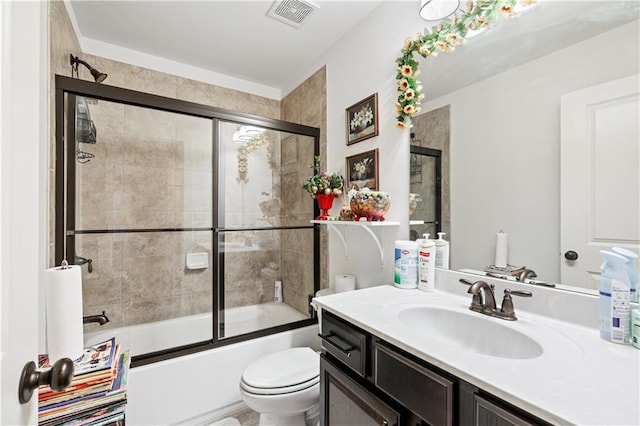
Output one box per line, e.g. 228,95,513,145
70,54,108,83
420,0,539,23
232,129,245,144
419,0,460,21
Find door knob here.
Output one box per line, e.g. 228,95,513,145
564,250,579,261
18,357,74,404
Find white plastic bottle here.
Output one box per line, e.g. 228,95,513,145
274,280,283,303
612,247,639,303
435,232,450,269
599,250,631,343
417,234,436,292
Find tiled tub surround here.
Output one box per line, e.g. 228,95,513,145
313,269,640,425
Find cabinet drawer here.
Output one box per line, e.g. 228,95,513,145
320,310,368,377
374,342,454,426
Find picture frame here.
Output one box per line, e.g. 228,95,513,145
346,149,379,191
345,93,378,145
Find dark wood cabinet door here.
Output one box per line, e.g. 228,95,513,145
474,395,539,426
320,354,400,426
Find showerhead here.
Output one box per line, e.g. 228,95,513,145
70,54,108,83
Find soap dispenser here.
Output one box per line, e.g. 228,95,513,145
435,232,450,269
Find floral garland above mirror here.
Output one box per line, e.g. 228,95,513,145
395,0,536,129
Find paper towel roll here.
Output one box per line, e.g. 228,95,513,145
46,264,84,362
495,230,508,268
334,274,356,293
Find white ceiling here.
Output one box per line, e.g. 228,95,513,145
67,0,386,96
66,1,639,100
422,1,640,99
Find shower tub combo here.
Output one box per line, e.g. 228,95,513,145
54,76,322,424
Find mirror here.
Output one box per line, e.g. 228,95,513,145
410,1,640,290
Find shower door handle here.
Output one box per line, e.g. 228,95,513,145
318,333,354,357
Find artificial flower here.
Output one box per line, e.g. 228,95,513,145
302,156,344,198
400,65,413,77
394,0,526,127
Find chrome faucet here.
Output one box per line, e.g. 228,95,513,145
460,279,532,321
466,280,497,313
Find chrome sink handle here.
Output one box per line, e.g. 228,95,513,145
497,288,533,321
459,278,483,311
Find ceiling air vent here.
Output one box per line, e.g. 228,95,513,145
267,0,318,29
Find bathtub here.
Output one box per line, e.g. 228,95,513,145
84,303,318,425
85,302,308,357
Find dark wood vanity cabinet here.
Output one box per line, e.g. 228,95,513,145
320,354,401,426
319,310,551,426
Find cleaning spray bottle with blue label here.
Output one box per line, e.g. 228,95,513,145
599,250,631,343
612,247,639,303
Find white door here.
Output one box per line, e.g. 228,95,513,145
1,2,47,424
561,74,640,289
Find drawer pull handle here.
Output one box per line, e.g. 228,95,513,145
318,333,354,357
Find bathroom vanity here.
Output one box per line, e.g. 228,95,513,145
313,270,640,426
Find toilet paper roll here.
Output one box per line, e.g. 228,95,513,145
46,264,84,362
495,230,508,268
334,275,356,293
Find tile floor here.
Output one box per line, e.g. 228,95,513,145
209,406,259,426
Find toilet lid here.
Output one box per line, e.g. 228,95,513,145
242,347,319,389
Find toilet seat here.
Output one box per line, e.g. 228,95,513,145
240,347,319,396
240,375,319,395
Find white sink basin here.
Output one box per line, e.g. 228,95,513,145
397,306,543,359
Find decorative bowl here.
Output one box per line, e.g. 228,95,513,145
349,191,391,221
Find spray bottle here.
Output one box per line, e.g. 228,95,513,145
417,234,436,292
599,250,631,343
435,232,450,269
612,247,639,303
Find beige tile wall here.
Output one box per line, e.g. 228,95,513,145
281,67,328,301
50,3,326,335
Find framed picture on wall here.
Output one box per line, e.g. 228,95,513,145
345,93,378,145
346,149,379,191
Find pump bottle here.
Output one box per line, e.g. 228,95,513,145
417,234,436,291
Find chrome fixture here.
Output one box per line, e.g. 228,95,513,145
83,310,110,326
460,279,532,321
419,0,538,23
70,54,108,83
516,268,537,282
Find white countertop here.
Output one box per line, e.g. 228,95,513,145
313,283,640,425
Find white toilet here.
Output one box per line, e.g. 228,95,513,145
239,347,320,426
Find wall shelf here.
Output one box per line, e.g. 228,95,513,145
311,220,400,265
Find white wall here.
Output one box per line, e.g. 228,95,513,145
420,20,639,282
306,2,431,288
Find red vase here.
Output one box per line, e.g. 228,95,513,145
315,193,335,220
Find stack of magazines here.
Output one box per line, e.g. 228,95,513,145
38,337,129,426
